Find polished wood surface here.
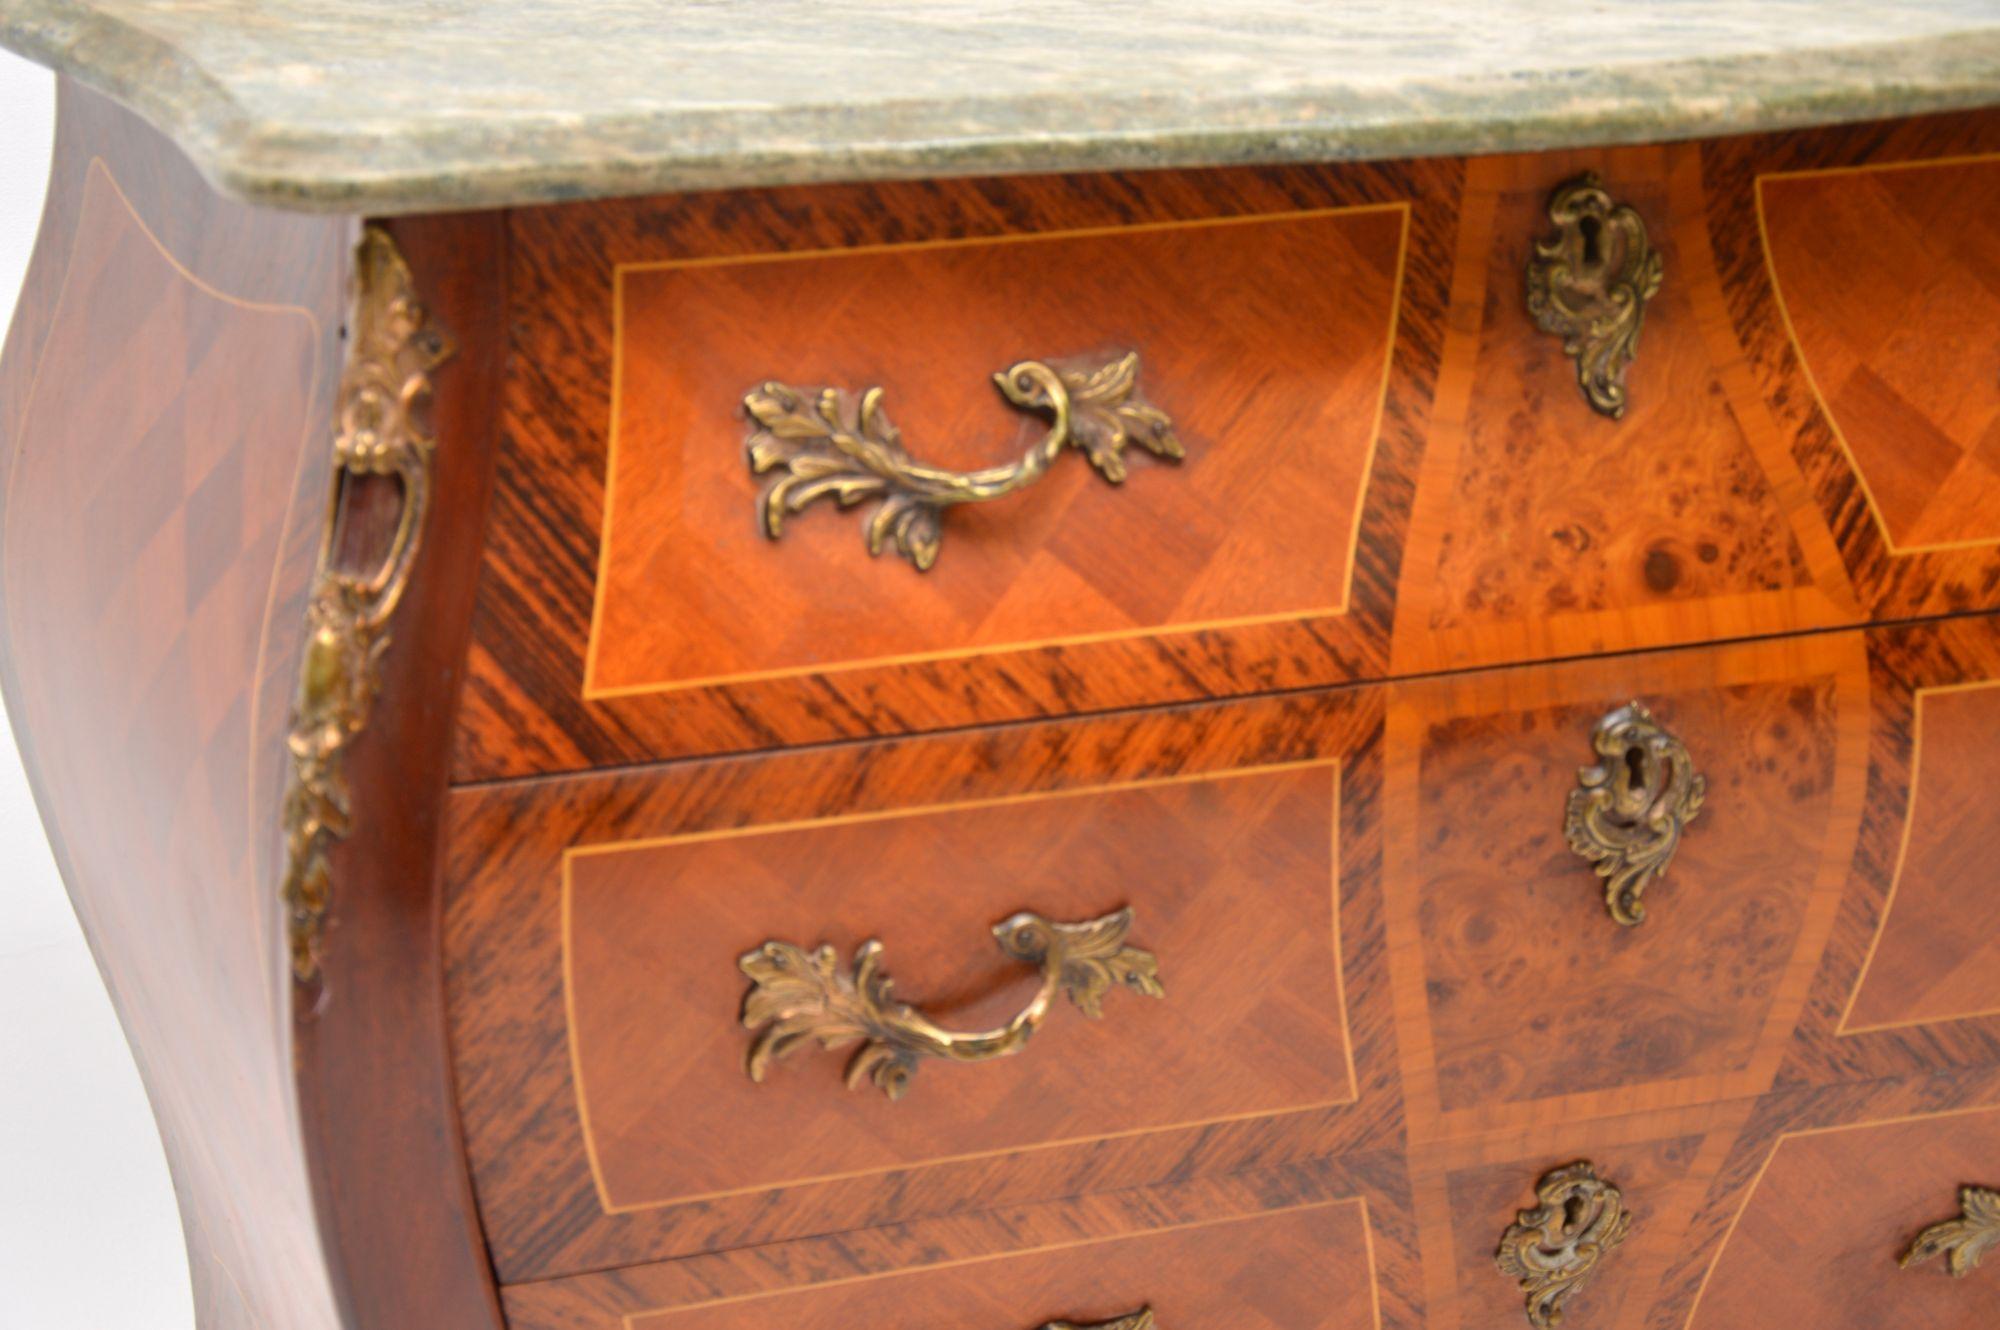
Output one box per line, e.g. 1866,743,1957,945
458,158,1458,776
0,81,349,1330
10,81,2000,1330
458,111,2000,778
1388,142,1850,676
0,83,503,1330
592,206,1405,694
565,764,1349,1209
445,685,1394,1277
1840,682,2000,1033
1759,155,2000,552
445,613,2000,1320
1684,1104,2000,1328
1704,115,2000,622
445,613,2000,1297
501,1164,1405,1330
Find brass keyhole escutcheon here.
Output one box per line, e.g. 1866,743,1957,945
1564,701,1705,926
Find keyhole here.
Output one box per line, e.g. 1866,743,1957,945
1624,744,1647,790
1563,1194,1586,1232
1579,214,1602,268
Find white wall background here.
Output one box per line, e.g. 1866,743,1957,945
0,49,197,1330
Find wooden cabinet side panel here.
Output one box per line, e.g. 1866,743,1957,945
0,80,349,1330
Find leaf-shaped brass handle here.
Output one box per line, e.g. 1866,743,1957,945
744,353,1182,571
1902,1185,2000,1277
739,907,1164,1100
1564,701,1705,926
1043,1311,1155,1330
1526,172,1663,419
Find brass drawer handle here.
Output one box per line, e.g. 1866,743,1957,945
1495,1161,1632,1328
1902,1185,2000,1277
1043,1312,1154,1330
1564,702,1705,926
1526,172,1663,419
739,906,1163,1100
744,353,1182,571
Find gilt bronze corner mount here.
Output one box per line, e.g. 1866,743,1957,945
280,227,453,987
1526,172,1663,419
744,352,1181,571
739,906,1163,1100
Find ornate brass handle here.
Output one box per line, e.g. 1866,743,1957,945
1043,1312,1154,1330
1564,701,1705,927
1526,172,1663,419
744,352,1182,571
1903,1185,2000,1277
1495,1161,1632,1328
739,906,1163,1100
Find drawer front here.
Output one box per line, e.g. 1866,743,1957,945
499,1183,1387,1330
445,614,2000,1286
462,113,2000,778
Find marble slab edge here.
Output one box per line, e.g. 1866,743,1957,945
4,7,1999,216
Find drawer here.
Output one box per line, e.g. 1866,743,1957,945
444,614,2000,1286
461,112,2000,778
499,1174,1388,1330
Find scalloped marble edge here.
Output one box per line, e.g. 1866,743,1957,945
4,6,1999,216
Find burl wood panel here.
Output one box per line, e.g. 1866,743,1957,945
457,158,1457,776
590,207,1405,694
1390,143,1843,676
1685,1105,2000,1329
1841,682,2000,1034
568,764,1350,1210
509,1178,1384,1330
445,686,1395,1279
0,84,347,1330
0,85,505,1330
1759,155,2000,552
1384,634,1869,1143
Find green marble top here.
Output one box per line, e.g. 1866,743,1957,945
4,1,1998,214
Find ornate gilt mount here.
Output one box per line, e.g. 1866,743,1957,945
281,227,452,985
744,352,1181,571
1042,1311,1154,1330
1902,1185,2000,1278
739,906,1163,1100
1526,172,1663,418
1565,701,1705,927
1495,1161,1633,1328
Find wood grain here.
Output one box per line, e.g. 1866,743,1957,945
1759,155,2000,552
590,206,1405,694
446,684,1396,1278
1685,1104,2000,1329
460,111,2000,779
457,158,1458,777
565,763,1350,1211
499,1160,1413,1330
0,82,505,1330
1701,111,2000,623
1389,142,1853,677
0,80,350,1330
